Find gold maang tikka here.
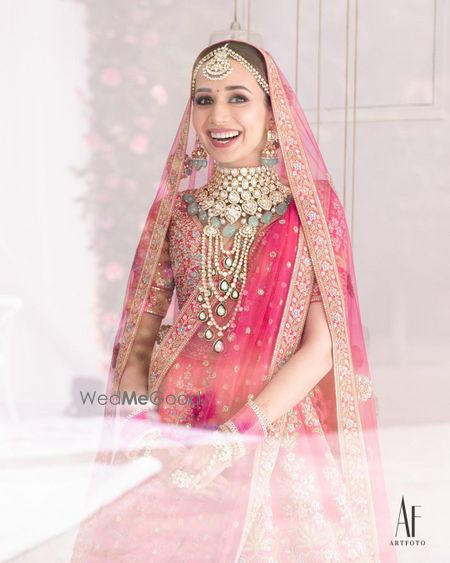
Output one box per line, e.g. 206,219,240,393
191,42,270,97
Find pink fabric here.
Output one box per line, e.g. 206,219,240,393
155,199,300,428
229,404,266,438
71,40,397,562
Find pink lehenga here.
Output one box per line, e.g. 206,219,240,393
71,41,397,562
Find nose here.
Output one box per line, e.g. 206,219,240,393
209,100,230,125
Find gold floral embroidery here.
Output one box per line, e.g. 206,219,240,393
267,55,378,550
356,373,373,402
144,231,175,317
233,54,379,561
310,277,323,302
111,105,191,402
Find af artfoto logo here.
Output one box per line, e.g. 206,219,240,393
391,496,426,547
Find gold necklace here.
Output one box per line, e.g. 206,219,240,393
182,164,292,353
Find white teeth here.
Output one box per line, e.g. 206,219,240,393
210,131,240,139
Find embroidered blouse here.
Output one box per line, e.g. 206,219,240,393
143,194,322,318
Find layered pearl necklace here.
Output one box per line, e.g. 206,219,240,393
182,164,292,353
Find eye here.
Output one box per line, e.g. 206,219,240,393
230,95,248,103
194,94,249,105
195,96,212,105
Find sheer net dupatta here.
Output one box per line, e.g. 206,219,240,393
260,51,397,560
104,99,212,418
71,40,397,563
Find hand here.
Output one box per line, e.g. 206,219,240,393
161,441,230,499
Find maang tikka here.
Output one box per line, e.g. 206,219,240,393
191,42,270,96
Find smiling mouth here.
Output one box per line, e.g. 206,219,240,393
208,131,242,146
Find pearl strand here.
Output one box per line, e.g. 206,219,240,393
184,164,292,353
200,228,245,334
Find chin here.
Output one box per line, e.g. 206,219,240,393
215,152,255,167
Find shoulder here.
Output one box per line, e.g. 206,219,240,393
176,187,204,207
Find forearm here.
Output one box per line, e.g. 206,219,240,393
119,365,149,397
118,313,162,396
253,338,333,425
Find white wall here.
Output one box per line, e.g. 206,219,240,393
0,0,102,413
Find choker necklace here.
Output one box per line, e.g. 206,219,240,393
182,164,292,353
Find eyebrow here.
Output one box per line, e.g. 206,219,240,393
194,85,252,94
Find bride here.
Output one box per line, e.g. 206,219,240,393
71,40,397,562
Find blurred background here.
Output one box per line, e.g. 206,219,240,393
1,0,449,561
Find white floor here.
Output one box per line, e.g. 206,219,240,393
1,416,448,563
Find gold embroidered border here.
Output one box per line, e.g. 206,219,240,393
148,290,202,394
263,55,379,556
108,102,192,411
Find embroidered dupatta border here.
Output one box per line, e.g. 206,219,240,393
262,54,379,556
107,102,192,411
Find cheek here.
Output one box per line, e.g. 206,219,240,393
241,108,267,139
191,110,200,131
192,108,206,130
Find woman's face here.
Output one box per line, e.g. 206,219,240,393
192,59,273,168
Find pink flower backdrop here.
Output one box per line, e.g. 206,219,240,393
72,0,204,353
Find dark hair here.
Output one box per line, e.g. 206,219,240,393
192,40,270,107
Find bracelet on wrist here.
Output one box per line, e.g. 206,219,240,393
170,429,233,491
218,421,246,460
246,398,274,437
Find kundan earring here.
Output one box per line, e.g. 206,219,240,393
182,154,193,178
189,137,208,170
260,129,279,167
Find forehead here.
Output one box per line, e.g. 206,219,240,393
194,58,258,92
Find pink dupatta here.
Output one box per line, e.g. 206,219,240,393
71,40,397,562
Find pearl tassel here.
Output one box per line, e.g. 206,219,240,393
183,165,292,353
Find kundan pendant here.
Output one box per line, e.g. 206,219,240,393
185,164,292,353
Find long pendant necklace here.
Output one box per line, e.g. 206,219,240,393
182,164,292,353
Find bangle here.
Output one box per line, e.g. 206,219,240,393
219,420,246,460
246,398,273,437
170,429,233,491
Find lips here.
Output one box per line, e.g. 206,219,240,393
207,130,242,149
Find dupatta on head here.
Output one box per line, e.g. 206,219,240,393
75,40,397,562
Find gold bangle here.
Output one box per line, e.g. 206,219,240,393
247,398,273,437
219,421,246,460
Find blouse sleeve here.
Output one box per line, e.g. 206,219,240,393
310,275,323,303
143,232,175,318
